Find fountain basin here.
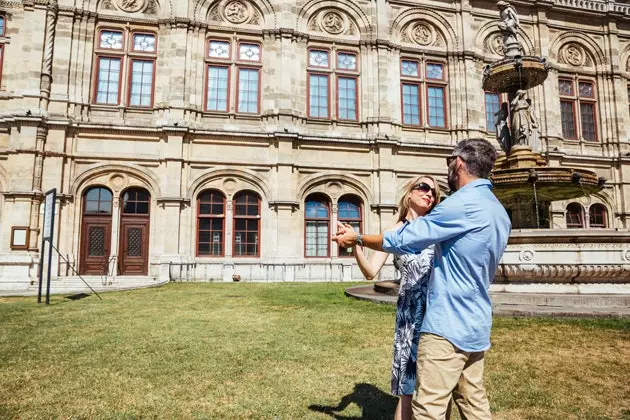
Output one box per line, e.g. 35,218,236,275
492,166,602,202
482,56,550,92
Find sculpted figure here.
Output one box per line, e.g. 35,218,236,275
497,1,520,36
510,90,537,147
494,102,511,153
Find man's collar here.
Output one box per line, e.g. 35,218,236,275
456,178,492,192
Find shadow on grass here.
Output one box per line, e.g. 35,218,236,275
309,383,398,419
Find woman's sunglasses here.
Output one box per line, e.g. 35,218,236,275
411,182,436,196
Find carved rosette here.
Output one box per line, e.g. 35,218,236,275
486,33,505,56
410,22,435,46
208,0,261,26
321,11,346,35
115,0,147,13
562,43,586,67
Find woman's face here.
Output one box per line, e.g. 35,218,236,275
407,177,437,216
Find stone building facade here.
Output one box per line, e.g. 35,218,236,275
0,0,629,290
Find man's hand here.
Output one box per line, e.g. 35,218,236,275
332,222,359,248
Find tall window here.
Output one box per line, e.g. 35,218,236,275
566,203,585,228
93,29,157,107
484,92,501,131
305,194,330,257
337,196,362,257
0,16,5,87
307,49,359,120
205,40,261,113
197,190,225,256
559,79,597,141
233,191,260,257
400,60,448,128
588,204,607,228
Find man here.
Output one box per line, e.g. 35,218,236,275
332,139,511,419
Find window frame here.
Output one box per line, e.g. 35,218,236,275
0,15,5,37
232,191,261,258
93,54,124,106
400,58,449,129
588,204,608,228
336,50,359,122
484,91,504,132
304,195,331,258
204,64,231,113
307,71,331,119
337,196,363,258
558,77,599,142
126,58,156,108
235,66,261,114
425,61,448,129
565,203,585,229
400,81,422,127
121,187,151,216
196,189,226,258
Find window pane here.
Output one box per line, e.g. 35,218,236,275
100,31,123,49
305,221,329,257
96,57,121,105
129,60,154,107
207,66,229,111
237,69,259,113
133,34,156,52
580,103,596,141
309,75,329,118
426,63,444,80
0,17,5,36
402,84,420,125
578,82,594,98
338,200,361,219
309,50,329,68
485,92,500,131
401,60,419,77
209,40,230,59
305,200,329,218
561,101,576,139
338,77,357,120
337,52,356,70
559,80,574,96
428,86,446,127
589,205,607,228
566,204,584,228
239,43,260,61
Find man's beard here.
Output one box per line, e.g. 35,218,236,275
448,165,458,193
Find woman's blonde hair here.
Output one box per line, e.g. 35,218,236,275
396,175,442,223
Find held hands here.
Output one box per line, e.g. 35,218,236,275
331,221,359,248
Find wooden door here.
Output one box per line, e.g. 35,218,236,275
118,217,149,275
80,217,112,275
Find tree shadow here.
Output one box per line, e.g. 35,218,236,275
308,383,398,420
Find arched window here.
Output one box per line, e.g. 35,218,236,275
84,187,113,214
588,204,608,228
337,195,363,257
566,203,585,228
197,190,225,256
305,194,330,257
233,191,260,257
122,187,150,214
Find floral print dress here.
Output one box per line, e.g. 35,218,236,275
390,246,434,396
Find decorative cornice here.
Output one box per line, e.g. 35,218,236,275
497,263,630,283
268,200,299,211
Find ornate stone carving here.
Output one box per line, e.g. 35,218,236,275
116,0,147,13
498,263,630,283
519,249,535,262
321,11,345,35
411,22,434,46
624,250,630,262
488,33,505,56
224,0,249,24
563,43,586,67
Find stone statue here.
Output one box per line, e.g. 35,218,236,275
495,102,511,153
497,1,519,36
496,1,522,58
510,90,537,147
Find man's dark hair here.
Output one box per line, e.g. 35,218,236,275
452,139,497,179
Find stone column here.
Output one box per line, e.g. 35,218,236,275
39,0,58,110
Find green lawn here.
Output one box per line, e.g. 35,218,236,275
0,283,629,419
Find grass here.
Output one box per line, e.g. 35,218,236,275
0,283,628,419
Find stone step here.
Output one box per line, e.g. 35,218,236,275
491,293,630,308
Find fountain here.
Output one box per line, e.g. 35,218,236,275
346,1,629,303
483,0,603,229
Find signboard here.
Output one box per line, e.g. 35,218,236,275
43,189,56,240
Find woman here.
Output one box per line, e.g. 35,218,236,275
345,175,441,420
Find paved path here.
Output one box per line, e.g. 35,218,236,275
345,285,630,318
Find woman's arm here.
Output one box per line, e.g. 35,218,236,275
345,221,403,281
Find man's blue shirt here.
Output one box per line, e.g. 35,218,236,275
383,179,511,352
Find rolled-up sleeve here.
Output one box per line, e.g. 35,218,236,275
383,194,471,255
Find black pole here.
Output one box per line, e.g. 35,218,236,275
37,225,45,304
45,190,56,305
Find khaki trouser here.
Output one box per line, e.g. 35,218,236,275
412,333,491,420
